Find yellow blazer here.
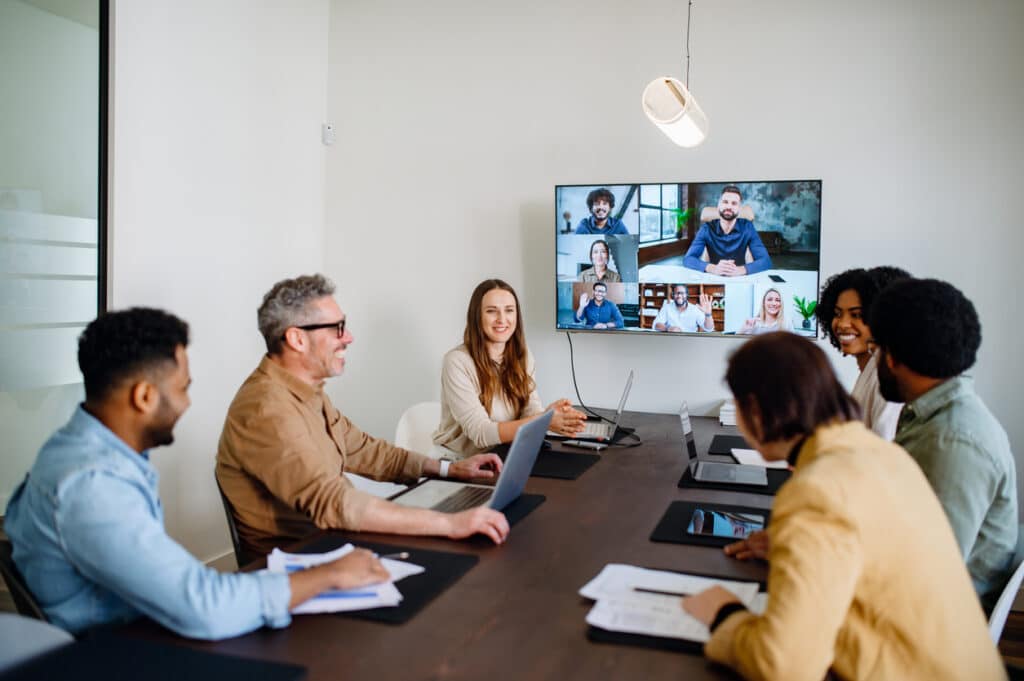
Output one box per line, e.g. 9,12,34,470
706,421,1006,681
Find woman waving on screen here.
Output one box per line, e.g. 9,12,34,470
432,279,585,458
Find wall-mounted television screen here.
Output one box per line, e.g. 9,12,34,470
555,180,821,337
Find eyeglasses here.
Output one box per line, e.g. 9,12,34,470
285,319,346,339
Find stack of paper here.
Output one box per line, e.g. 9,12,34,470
719,400,737,426
580,564,760,643
731,448,790,469
267,544,425,614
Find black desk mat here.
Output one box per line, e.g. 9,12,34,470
677,466,790,496
297,536,478,625
491,441,599,480
531,450,600,479
708,434,751,455
650,500,772,548
1,632,306,681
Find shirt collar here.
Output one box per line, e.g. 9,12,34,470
70,405,157,477
787,435,810,467
257,354,322,404
904,375,972,422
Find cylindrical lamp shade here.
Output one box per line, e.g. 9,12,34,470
641,76,709,147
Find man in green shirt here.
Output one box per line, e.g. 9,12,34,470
871,278,1018,610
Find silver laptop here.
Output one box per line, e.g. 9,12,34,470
574,370,634,441
391,411,553,512
679,402,768,486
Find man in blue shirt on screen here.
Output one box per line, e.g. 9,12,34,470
574,282,624,329
5,308,387,638
574,187,630,235
683,185,773,276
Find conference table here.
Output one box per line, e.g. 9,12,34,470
122,411,774,680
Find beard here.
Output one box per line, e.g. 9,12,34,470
875,353,903,403
145,390,179,448
719,208,737,221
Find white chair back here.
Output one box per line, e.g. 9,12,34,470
342,401,443,499
394,401,442,457
989,524,1024,643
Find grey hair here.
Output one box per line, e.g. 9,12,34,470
258,274,336,354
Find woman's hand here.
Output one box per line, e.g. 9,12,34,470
681,586,742,626
546,399,585,436
723,530,770,560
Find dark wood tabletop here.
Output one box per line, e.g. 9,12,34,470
122,411,771,681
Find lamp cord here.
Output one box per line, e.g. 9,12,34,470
685,0,693,89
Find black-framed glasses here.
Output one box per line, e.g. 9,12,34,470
284,319,346,339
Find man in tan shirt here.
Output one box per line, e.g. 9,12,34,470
217,274,510,557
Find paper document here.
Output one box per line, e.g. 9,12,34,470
580,564,761,643
267,544,425,614
579,563,759,603
731,448,789,469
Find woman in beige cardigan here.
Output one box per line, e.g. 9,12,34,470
682,332,1005,681
432,279,585,458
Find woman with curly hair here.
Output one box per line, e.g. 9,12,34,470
432,279,585,458
818,266,911,440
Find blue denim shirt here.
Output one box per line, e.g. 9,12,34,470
575,299,624,328
5,407,292,639
683,218,773,274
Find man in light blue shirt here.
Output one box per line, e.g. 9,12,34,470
871,278,1018,610
574,282,624,329
5,308,387,638
653,284,715,333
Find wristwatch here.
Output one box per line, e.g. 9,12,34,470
439,458,452,478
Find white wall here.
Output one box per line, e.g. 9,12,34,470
110,0,329,560
324,0,1024,491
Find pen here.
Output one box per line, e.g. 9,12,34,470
379,551,410,560
632,587,690,597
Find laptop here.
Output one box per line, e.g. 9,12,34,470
679,402,768,486
391,410,553,512
573,370,634,442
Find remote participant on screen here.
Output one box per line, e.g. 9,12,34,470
577,239,621,283
683,185,772,276
575,282,623,329
738,288,786,335
653,284,714,333
574,188,630,235
433,279,585,458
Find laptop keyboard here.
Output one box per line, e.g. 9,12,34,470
580,421,613,439
432,486,493,513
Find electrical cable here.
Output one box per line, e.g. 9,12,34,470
564,332,643,448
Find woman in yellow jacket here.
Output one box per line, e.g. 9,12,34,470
683,332,1006,681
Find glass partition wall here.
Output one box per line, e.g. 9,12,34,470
0,0,107,512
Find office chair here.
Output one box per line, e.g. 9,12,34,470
214,476,259,568
0,539,48,622
989,524,1024,643
394,401,442,455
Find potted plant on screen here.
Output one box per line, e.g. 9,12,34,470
793,296,817,330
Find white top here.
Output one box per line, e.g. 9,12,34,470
850,351,903,441
652,301,711,333
432,344,544,459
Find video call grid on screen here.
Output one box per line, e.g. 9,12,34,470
554,180,822,338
